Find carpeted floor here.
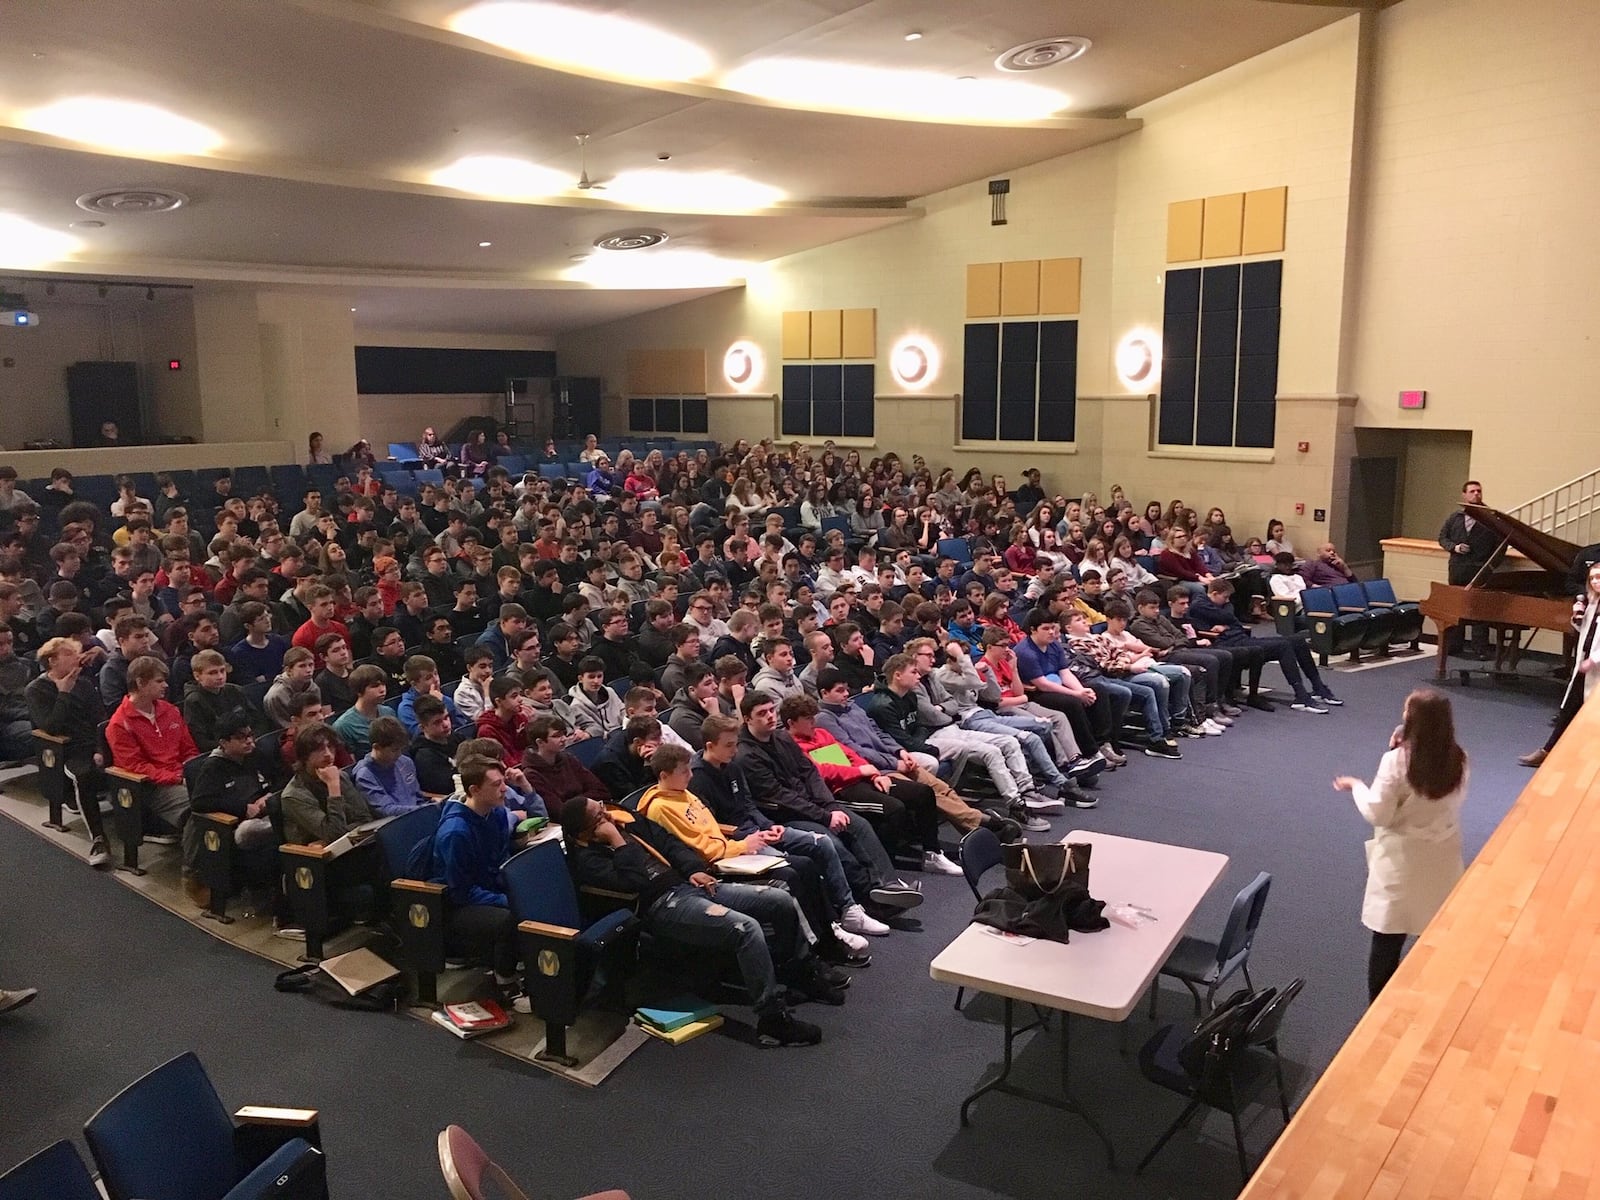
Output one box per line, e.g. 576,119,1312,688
0,654,1559,1200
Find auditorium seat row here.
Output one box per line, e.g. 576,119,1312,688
1269,579,1423,664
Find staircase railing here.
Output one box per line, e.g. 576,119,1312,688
1508,468,1600,547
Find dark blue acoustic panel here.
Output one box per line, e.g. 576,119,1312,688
1163,311,1199,361
999,399,1036,442
1039,320,1078,363
843,401,873,438
1037,398,1076,443
1165,269,1202,315
781,401,810,437
653,397,681,432
1196,402,1235,447
1239,307,1281,358
681,397,708,433
1037,358,1076,404
842,364,874,404
1201,264,1241,314
963,398,997,442
1242,259,1284,310
1237,355,1279,407
1158,358,1196,445
962,345,998,442
1001,321,1040,364
965,322,1001,365
1197,356,1237,409
811,365,842,437
782,365,811,404
628,397,654,432
1235,401,1276,449
1199,309,1239,359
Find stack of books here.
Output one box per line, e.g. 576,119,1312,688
431,999,512,1040
633,998,723,1044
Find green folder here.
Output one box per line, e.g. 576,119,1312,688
807,742,852,767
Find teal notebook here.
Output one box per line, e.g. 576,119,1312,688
635,998,720,1033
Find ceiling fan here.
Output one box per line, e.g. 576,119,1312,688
574,133,606,191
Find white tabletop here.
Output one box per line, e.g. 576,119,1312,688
929,830,1228,1022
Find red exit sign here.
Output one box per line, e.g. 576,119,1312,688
1398,389,1426,410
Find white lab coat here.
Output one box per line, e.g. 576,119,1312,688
1559,597,1600,709
1350,747,1466,935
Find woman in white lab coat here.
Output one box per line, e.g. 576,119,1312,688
1334,689,1467,1002
1518,562,1600,768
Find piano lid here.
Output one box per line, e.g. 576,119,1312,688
1465,504,1584,576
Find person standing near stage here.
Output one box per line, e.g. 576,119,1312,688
1334,689,1466,1002
1437,480,1502,658
1518,561,1600,768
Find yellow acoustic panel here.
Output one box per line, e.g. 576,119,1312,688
781,311,811,360
1167,199,1204,263
841,308,876,359
1202,193,1245,259
1242,186,1288,256
966,263,1002,319
1039,258,1081,315
999,259,1041,317
810,309,842,359
626,349,668,394
668,348,707,395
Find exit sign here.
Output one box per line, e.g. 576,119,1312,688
1399,389,1426,410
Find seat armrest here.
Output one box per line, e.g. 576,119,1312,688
391,878,445,895
235,1106,320,1128
32,731,68,745
196,810,240,827
280,843,332,861
106,766,152,784
519,919,581,940
579,885,638,902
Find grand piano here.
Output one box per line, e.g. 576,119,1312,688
1420,504,1581,680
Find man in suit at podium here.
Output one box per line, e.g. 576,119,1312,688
1438,480,1501,657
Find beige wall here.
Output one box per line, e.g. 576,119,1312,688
0,440,296,477
258,292,361,455
358,393,498,449
559,18,1365,551
1345,0,1600,505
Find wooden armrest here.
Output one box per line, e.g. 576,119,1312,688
579,885,638,902
280,844,332,861
106,766,151,784
424,792,449,800
196,811,240,827
391,878,445,895
518,919,579,940
32,731,68,745
235,1105,319,1127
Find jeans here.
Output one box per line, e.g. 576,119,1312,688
1166,649,1232,709
0,717,31,762
792,809,895,899
1118,671,1171,738
926,727,1032,801
447,904,518,977
1016,700,1084,761
961,711,1068,789
1147,663,1193,724
647,881,805,1016
768,826,853,914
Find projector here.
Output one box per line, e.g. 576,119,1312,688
1,311,39,328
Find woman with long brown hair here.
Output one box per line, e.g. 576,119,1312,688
1334,688,1467,1001
1519,561,1600,768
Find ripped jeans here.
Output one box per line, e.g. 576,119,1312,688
646,881,808,1016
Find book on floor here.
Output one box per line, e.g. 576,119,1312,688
634,998,719,1033
714,854,784,876
318,948,401,996
441,999,512,1033
635,1014,723,1045
431,1010,508,1040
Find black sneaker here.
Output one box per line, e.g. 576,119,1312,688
758,1008,823,1047
1315,693,1344,706
1066,754,1106,780
1143,740,1183,760
821,947,873,969
1008,805,1051,833
1290,698,1329,714
1063,787,1099,809
868,879,924,910
980,813,1023,841
87,836,111,868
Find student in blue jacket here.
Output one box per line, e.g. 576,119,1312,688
428,758,522,998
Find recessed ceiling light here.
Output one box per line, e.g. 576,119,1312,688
0,214,82,267
604,169,783,213
904,31,923,41
448,2,712,82
722,59,1069,121
593,228,669,252
19,98,223,156
430,155,567,200
478,240,493,247
995,36,1092,72
76,188,189,215
70,219,105,229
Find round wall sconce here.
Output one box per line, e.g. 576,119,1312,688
723,340,763,391
1116,329,1159,389
890,334,938,390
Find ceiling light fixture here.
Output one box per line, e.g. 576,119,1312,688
0,214,82,269
75,188,189,215
19,97,223,156
447,2,712,82
1115,329,1160,390
721,59,1068,121
604,169,783,213
995,36,1092,72
593,228,669,252
566,248,748,288
429,155,567,200
723,340,764,391
890,334,939,390
478,241,492,247
904,31,923,41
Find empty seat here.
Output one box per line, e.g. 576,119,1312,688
1362,578,1424,647
388,442,419,461
1333,581,1394,652
1299,586,1366,664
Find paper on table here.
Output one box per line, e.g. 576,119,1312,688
975,925,1036,947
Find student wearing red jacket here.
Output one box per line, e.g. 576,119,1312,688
474,676,529,768
104,654,197,847
778,692,960,876
521,714,610,814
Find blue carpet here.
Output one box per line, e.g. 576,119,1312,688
0,654,1554,1199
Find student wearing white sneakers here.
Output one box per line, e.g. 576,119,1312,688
1100,599,1224,737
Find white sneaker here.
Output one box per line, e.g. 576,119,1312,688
832,923,870,954
840,903,891,937
923,850,964,876
1200,719,1226,736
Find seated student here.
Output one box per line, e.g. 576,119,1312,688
520,665,582,735
691,713,878,949
780,693,958,875
707,609,760,681
735,690,921,912
263,646,321,729
311,633,356,714
290,585,351,667
100,614,161,707
750,634,805,703
520,715,609,811
280,722,377,846
276,693,353,781
795,629,835,697
344,587,387,660
182,648,271,752
1064,609,1183,756
188,713,277,853
227,602,290,687
359,626,411,699
396,654,470,737
475,603,531,672
104,655,195,848
475,675,529,767
352,716,428,816
330,664,398,757
971,628,1104,772
413,613,467,685
1127,588,1241,726
1191,578,1341,713
541,622,585,691
567,656,624,739
944,600,985,660
25,635,113,868
425,757,526,1004
830,622,877,694
634,599,679,670
591,715,662,800
664,661,721,750
656,623,704,700
867,602,909,663
1101,598,1221,735
619,686,687,751
453,646,496,723
409,694,464,796
562,794,833,1046
1269,551,1310,608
